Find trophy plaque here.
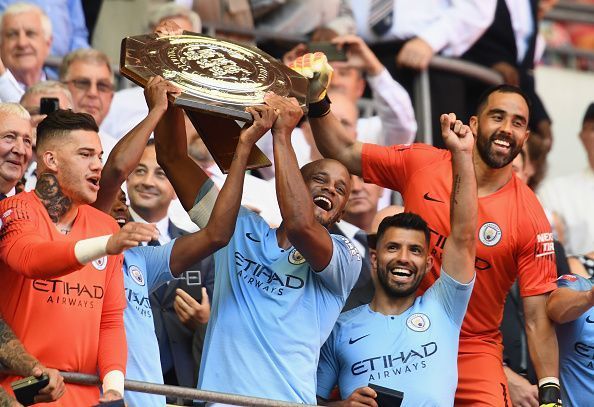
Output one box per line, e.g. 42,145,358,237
120,32,309,173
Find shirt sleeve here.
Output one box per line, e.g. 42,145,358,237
418,0,497,56
424,268,475,327
361,143,448,193
556,274,591,291
0,198,82,278
315,235,362,300
97,254,127,378
317,330,340,399
137,241,175,292
517,195,558,297
366,68,417,145
67,0,90,52
0,69,25,102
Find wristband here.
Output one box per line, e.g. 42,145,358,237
74,235,111,264
538,377,561,406
102,370,125,397
308,94,331,118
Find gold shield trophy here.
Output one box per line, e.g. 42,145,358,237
120,32,309,172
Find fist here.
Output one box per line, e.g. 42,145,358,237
440,113,474,154
288,52,333,103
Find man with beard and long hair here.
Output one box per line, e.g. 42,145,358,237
317,113,477,406
293,52,560,407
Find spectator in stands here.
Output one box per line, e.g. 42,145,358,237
0,102,32,196
294,51,560,406
0,0,89,59
546,273,594,405
0,109,159,405
0,3,51,102
98,75,276,407
153,87,361,403
59,48,117,160
100,4,202,140
539,102,594,257
18,80,73,191
338,0,497,147
318,113,476,406
0,317,65,405
462,0,553,150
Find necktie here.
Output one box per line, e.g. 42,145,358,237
369,0,394,36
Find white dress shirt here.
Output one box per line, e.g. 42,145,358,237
504,0,534,63
349,0,497,57
129,207,173,245
538,167,594,257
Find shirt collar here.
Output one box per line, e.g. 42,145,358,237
128,207,171,243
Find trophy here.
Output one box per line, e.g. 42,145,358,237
120,32,309,172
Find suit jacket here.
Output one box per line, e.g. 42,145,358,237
462,0,550,126
329,223,374,312
150,221,215,388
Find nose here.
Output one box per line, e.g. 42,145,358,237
351,176,364,192
500,117,513,135
86,81,100,97
11,136,26,156
16,30,28,47
90,154,103,172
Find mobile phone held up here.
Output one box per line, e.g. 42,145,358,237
11,374,49,406
307,42,348,62
40,97,60,115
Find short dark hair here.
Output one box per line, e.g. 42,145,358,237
376,212,431,248
37,109,98,149
583,102,594,124
475,84,532,120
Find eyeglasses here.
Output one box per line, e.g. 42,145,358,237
63,78,114,94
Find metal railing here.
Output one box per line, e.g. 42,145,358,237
545,0,594,24
1,369,316,407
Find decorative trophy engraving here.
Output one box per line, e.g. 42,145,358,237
120,32,309,172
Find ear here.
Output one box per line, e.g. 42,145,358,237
41,150,58,172
521,129,530,146
355,77,366,99
424,255,434,276
469,115,478,137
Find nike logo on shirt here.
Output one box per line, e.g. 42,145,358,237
423,192,444,203
349,334,370,344
246,232,261,243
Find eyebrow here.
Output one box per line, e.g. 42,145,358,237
487,108,527,123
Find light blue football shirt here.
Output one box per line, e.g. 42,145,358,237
317,270,474,407
123,242,175,407
556,274,594,406
198,207,362,404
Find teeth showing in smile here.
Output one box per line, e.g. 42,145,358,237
313,196,332,211
116,218,126,225
493,139,510,148
390,268,412,277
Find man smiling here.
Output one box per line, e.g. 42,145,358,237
317,113,477,406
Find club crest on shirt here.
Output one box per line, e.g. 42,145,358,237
92,256,108,271
406,313,430,332
288,248,306,265
479,222,502,247
129,265,145,286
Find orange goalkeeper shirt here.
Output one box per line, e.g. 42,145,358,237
362,143,557,357
0,192,126,407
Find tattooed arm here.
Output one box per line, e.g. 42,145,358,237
440,113,476,284
0,387,20,407
0,317,37,376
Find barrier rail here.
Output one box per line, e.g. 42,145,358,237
1,369,316,407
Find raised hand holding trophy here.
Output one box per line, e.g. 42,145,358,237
120,29,308,172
